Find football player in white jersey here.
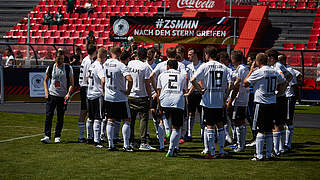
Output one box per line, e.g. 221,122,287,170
104,46,133,152
176,45,190,66
79,44,96,143
190,46,232,159
85,48,107,148
266,49,293,156
185,48,203,142
127,47,155,151
150,47,188,144
157,60,187,157
279,54,299,152
227,50,250,152
244,53,286,161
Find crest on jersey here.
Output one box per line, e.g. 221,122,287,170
113,18,129,36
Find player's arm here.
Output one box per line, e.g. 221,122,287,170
145,78,152,106
276,82,286,97
124,74,133,95
227,77,241,109
101,77,105,96
243,62,256,88
293,84,300,102
66,72,74,100
190,77,203,94
44,74,49,99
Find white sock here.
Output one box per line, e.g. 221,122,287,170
101,118,107,137
232,123,237,142
181,118,187,139
207,129,216,156
175,129,181,150
266,133,273,158
273,132,281,155
224,120,231,140
78,122,85,139
236,126,241,149
106,121,115,148
158,124,165,149
256,133,265,159
152,118,159,134
168,129,179,155
203,127,208,152
86,119,93,140
217,128,225,154
93,120,101,143
241,125,246,150
162,115,171,135
279,130,285,152
122,121,130,148
286,125,294,149
188,115,195,137
114,120,121,139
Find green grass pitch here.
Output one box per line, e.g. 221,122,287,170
0,112,320,179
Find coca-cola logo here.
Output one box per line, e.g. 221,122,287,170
176,0,216,9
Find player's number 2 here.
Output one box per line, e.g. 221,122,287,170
168,75,178,89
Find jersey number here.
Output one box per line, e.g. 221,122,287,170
266,76,277,93
88,70,94,86
210,71,223,88
106,69,113,85
168,75,178,89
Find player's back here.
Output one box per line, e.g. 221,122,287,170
87,61,104,100
79,55,92,87
233,64,250,106
128,60,151,98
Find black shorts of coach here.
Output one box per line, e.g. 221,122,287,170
80,86,88,110
105,101,131,119
274,96,286,126
229,106,247,121
88,97,104,120
202,107,224,126
253,103,274,133
187,91,202,114
286,96,296,122
162,107,184,128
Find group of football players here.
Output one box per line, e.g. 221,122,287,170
75,43,299,160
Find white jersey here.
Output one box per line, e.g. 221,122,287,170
285,65,297,97
103,59,131,102
274,61,291,97
246,65,286,104
79,55,93,87
153,60,187,77
186,61,202,89
145,61,156,95
232,64,250,107
193,60,232,108
157,69,187,110
86,61,105,100
181,59,191,67
128,60,152,98
293,69,301,77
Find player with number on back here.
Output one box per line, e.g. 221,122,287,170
190,46,232,159
104,46,133,152
244,53,286,161
85,48,107,148
157,60,187,157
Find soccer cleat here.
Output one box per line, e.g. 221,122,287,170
95,143,104,148
246,141,256,147
78,138,86,143
122,147,134,152
40,136,50,144
54,137,61,143
179,139,185,144
86,139,94,144
139,143,156,151
165,132,171,139
251,157,263,161
100,135,107,143
201,149,208,155
229,147,245,153
166,152,174,158
204,153,216,159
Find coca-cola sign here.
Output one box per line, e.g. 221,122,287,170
171,0,225,12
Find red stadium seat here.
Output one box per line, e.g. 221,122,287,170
295,43,305,50
307,43,317,50
310,29,320,36
127,1,135,7
303,79,315,90
65,38,74,44
309,36,318,43
113,7,120,13
96,38,104,45
132,7,140,13
109,0,117,7
122,7,130,13
37,38,45,44
297,2,306,9
284,43,294,50
18,38,26,44
136,1,144,7
47,38,54,44
100,1,108,7
78,25,86,31
75,38,84,45
72,31,80,38
118,1,125,7
316,81,320,90
154,1,162,7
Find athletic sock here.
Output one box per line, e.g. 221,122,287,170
241,125,247,150
217,128,225,154
266,133,273,158
203,127,208,152
78,121,85,139
162,115,171,135
175,129,181,150
114,120,121,139
231,123,237,142
158,124,165,149
236,126,241,149
273,132,281,155
93,120,101,143
106,121,115,148
207,129,216,156
122,121,130,148
256,133,265,159
86,119,93,140
181,118,187,139
152,118,159,135
101,118,107,138
286,125,294,149
224,120,231,140
188,115,195,137
252,129,257,141
168,129,179,155
279,130,286,152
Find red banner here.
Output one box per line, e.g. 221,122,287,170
170,0,225,12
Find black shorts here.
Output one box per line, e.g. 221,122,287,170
202,107,224,126
187,91,202,113
286,97,296,122
229,106,247,121
80,86,88,110
275,96,286,126
105,101,131,119
150,97,158,109
162,107,184,128
253,103,274,133
88,97,104,120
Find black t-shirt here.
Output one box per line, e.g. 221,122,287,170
70,54,80,65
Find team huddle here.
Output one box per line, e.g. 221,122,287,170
41,44,299,160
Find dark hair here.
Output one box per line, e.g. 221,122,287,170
166,47,176,59
231,50,243,62
188,47,198,55
167,60,178,70
176,45,185,54
120,50,131,61
86,44,96,55
110,46,121,57
278,53,287,62
76,47,81,52
247,52,257,60
265,49,279,61
205,46,218,59
147,47,156,54
256,53,268,65
138,47,147,60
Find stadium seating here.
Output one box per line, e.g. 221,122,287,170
303,78,316,90
258,0,319,9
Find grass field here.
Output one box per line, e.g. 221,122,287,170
0,112,320,179
295,105,320,114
